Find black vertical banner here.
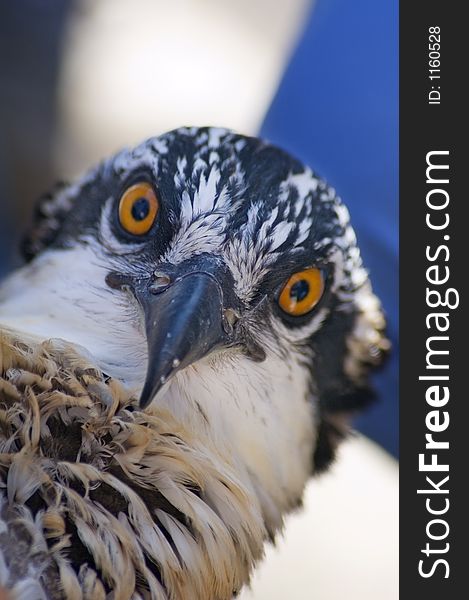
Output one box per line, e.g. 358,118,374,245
400,3,466,597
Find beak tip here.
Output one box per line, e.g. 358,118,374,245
138,369,175,409
139,400,149,410
138,392,153,410
138,381,160,410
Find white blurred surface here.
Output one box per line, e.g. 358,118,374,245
55,0,310,175
240,435,399,600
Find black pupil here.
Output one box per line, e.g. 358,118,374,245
290,279,310,302
131,197,150,221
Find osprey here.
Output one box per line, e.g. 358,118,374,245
0,127,388,599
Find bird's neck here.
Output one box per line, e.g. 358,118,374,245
153,354,316,532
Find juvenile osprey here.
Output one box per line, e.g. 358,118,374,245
0,127,388,599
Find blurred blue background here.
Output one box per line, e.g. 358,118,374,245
261,0,398,456
0,0,398,456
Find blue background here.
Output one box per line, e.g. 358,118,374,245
261,0,398,455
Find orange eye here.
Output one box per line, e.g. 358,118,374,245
118,182,159,235
278,268,325,316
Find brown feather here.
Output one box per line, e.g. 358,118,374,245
0,331,266,599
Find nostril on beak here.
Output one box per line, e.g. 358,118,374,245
222,308,240,334
149,272,171,294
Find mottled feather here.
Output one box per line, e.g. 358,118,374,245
0,332,266,599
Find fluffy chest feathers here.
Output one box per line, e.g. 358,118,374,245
0,332,269,599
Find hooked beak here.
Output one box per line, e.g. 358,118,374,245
107,263,251,408
137,272,232,407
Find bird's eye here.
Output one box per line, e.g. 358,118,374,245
278,268,325,316
118,182,159,235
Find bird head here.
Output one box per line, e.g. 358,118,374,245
2,127,388,518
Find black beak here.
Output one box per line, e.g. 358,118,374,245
109,266,237,408
106,259,267,409
138,272,232,407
